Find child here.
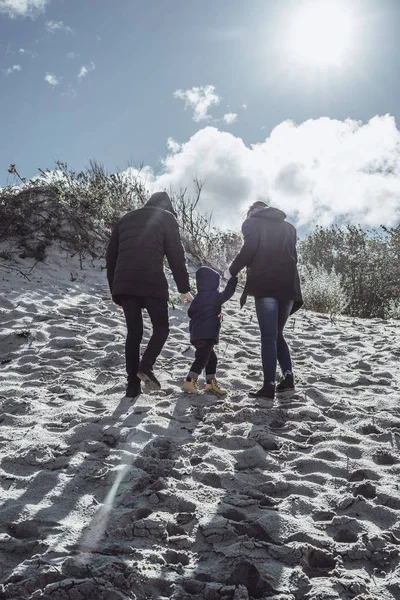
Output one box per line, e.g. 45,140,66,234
184,266,237,395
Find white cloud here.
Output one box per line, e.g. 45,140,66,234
5,64,21,75
19,48,25,53
223,112,238,125
242,103,247,110
66,51,77,59
0,0,49,18
124,115,400,230
78,62,95,80
44,72,60,86
45,20,73,33
174,85,220,122
166,138,181,154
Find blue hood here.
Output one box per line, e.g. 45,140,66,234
196,266,220,292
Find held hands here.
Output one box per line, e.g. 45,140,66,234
181,292,194,304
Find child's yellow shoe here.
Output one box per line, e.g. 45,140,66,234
204,379,227,396
183,378,201,395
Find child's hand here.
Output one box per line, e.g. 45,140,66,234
224,268,232,280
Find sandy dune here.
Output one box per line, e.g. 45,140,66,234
1,251,400,600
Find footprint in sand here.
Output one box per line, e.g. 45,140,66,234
0,398,31,415
78,400,107,415
312,510,335,522
304,388,331,407
309,352,328,363
95,316,122,328
43,421,72,432
163,550,190,566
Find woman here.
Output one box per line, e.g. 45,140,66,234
226,201,303,399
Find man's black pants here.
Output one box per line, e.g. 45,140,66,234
121,295,169,384
188,339,217,380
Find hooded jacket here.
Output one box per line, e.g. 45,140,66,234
188,267,237,343
106,192,190,303
229,206,303,313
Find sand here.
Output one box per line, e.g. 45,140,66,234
1,249,400,600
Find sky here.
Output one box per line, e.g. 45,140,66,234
1,0,400,229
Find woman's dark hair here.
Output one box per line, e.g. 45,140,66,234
246,200,268,220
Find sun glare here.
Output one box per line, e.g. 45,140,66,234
285,1,355,67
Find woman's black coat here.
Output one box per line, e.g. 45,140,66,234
229,207,303,313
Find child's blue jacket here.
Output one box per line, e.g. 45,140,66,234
188,267,237,344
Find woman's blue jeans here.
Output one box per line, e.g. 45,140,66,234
255,297,294,385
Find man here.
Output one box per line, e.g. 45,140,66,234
106,191,192,398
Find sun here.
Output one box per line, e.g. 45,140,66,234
285,1,355,67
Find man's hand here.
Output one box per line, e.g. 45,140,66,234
181,292,193,304
114,302,122,309
224,268,232,280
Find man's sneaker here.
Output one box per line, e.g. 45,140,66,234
137,363,161,391
249,383,275,400
125,384,141,399
204,379,227,396
276,372,295,399
183,378,200,395
126,377,141,399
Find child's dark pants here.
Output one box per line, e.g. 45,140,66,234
188,339,217,380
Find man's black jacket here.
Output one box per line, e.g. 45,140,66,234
106,192,190,303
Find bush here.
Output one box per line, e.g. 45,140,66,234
300,225,400,319
300,265,348,316
0,161,147,263
387,300,400,320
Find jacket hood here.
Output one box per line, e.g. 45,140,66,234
145,192,176,216
196,266,220,292
251,206,286,221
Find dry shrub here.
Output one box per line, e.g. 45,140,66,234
300,225,400,319
300,265,348,316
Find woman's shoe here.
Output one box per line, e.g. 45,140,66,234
204,379,227,396
183,378,201,395
249,383,275,400
276,373,295,398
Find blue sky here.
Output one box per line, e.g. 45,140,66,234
1,0,400,228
